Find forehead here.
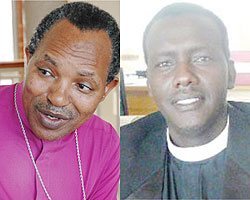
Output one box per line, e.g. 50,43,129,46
146,14,223,55
37,19,111,55
31,19,112,79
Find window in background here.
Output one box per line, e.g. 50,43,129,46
0,1,14,61
0,67,24,85
0,1,24,85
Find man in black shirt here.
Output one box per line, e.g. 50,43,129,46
121,3,250,199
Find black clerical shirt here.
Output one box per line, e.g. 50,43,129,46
165,150,226,199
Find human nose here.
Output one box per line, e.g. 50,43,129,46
47,80,71,107
173,63,199,88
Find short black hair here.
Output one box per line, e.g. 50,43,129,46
143,3,230,63
28,2,120,84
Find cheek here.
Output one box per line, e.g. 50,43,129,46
71,91,104,116
148,74,170,99
23,75,51,116
24,73,50,98
205,68,228,94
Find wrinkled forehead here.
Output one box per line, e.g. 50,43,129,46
40,19,111,52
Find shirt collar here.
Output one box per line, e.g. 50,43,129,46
167,118,229,162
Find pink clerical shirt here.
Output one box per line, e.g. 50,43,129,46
0,83,120,200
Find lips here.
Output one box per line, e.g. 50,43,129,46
41,110,68,120
37,109,70,130
172,95,205,111
176,97,200,105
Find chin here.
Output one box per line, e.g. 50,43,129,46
31,127,69,141
38,134,62,141
171,115,209,133
177,123,205,134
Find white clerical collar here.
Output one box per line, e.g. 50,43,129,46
167,118,229,162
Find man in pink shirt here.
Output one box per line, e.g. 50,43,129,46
0,2,120,200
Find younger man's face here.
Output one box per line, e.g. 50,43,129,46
146,14,235,134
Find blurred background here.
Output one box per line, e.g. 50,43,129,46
0,0,120,133
120,0,250,125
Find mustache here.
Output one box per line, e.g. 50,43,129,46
35,102,74,119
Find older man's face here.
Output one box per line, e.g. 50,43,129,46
146,14,235,135
23,19,117,141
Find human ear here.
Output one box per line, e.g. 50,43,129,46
25,46,32,64
101,76,119,101
227,60,236,89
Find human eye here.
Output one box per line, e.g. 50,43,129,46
37,67,52,76
78,83,93,92
193,56,212,64
156,59,175,70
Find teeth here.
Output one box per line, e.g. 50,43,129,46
177,97,199,105
46,114,59,120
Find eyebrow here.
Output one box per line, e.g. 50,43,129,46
158,51,176,57
44,54,57,66
79,70,99,85
79,70,95,77
41,54,98,81
188,46,213,54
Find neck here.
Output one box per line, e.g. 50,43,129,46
168,105,228,147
